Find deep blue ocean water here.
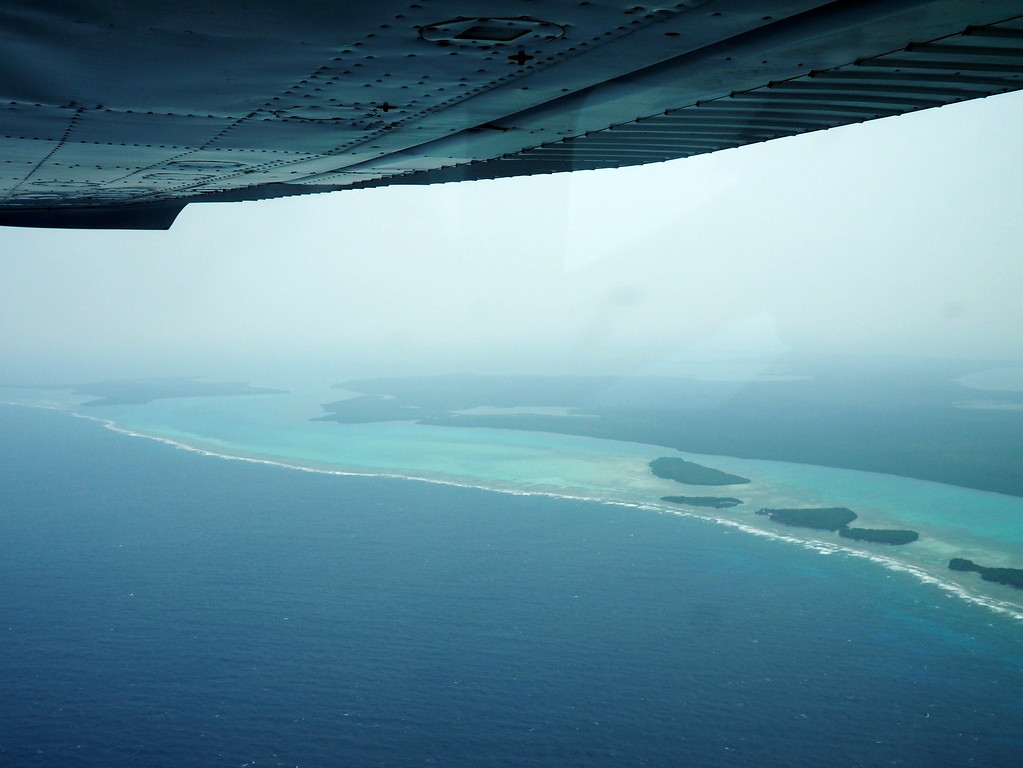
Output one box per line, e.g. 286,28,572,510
1,404,1022,767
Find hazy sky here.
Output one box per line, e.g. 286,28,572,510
1,89,1022,385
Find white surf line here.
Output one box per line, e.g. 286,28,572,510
51,405,1023,624
648,505,1023,622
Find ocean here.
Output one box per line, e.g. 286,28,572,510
1,401,1022,766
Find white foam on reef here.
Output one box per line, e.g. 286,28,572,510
649,504,1023,621
7,400,1019,623
555,503,1010,620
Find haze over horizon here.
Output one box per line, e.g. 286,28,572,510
2,89,1022,385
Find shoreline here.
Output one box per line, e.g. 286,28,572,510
4,398,1022,621
59,406,1023,622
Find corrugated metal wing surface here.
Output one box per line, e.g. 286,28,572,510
376,16,1023,185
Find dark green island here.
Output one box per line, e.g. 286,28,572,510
650,457,750,486
949,558,1023,589
756,507,858,530
661,496,743,509
839,528,919,545
755,507,920,544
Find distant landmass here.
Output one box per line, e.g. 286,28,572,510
316,357,1023,497
949,558,1023,589
661,496,743,509
72,378,286,406
650,457,750,486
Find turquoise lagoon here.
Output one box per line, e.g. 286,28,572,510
5,385,1023,619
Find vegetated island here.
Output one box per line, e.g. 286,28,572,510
756,507,857,530
661,496,743,509
321,367,1023,498
650,457,750,486
949,558,1023,589
755,507,920,544
839,527,919,545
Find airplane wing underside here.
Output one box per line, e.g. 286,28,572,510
1,0,1022,229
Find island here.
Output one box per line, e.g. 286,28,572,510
949,558,1023,589
755,507,858,531
650,457,750,486
838,527,919,545
661,496,743,509
753,508,921,544
73,378,286,406
316,368,1023,498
